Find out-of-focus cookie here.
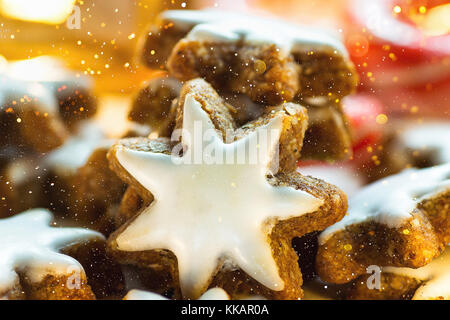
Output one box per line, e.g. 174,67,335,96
42,121,112,211
0,120,126,233
389,122,450,170
347,247,450,300
142,10,357,105
299,97,352,161
0,157,46,218
316,164,450,284
67,147,127,234
0,209,102,300
43,121,126,233
107,79,347,300
0,56,96,154
359,121,450,182
6,57,96,127
129,76,181,135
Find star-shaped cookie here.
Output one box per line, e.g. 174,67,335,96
124,287,230,300
317,164,450,284
107,79,347,299
130,76,353,162
141,9,357,104
0,208,103,299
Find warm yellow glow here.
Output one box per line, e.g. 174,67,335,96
94,95,142,139
0,0,76,24
411,4,450,36
8,56,70,82
393,5,402,14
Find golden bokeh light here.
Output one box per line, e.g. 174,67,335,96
0,0,76,24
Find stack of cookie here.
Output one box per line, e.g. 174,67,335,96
105,9,360,300
0,9,448,301
109,9,450,300
0,57,126,299
0,56,131,234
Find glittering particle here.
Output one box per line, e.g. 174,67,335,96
402,229,410,235
393,5,402,13
150,49,156,55
344,244,352,251
410,106,419,114
128,33,136,40
419,6,427,14
16,118,22,123
376,114,388,125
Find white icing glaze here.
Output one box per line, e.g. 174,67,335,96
8,56,81,83
399,122,450,165
124,287,230,300
162,9,348,56
0,209,103,293
0,56,90,115
115,94,323,298
353,0,419,47
44,120,113,175
320,164,450,244
0,74,58,114
384,248,450,300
